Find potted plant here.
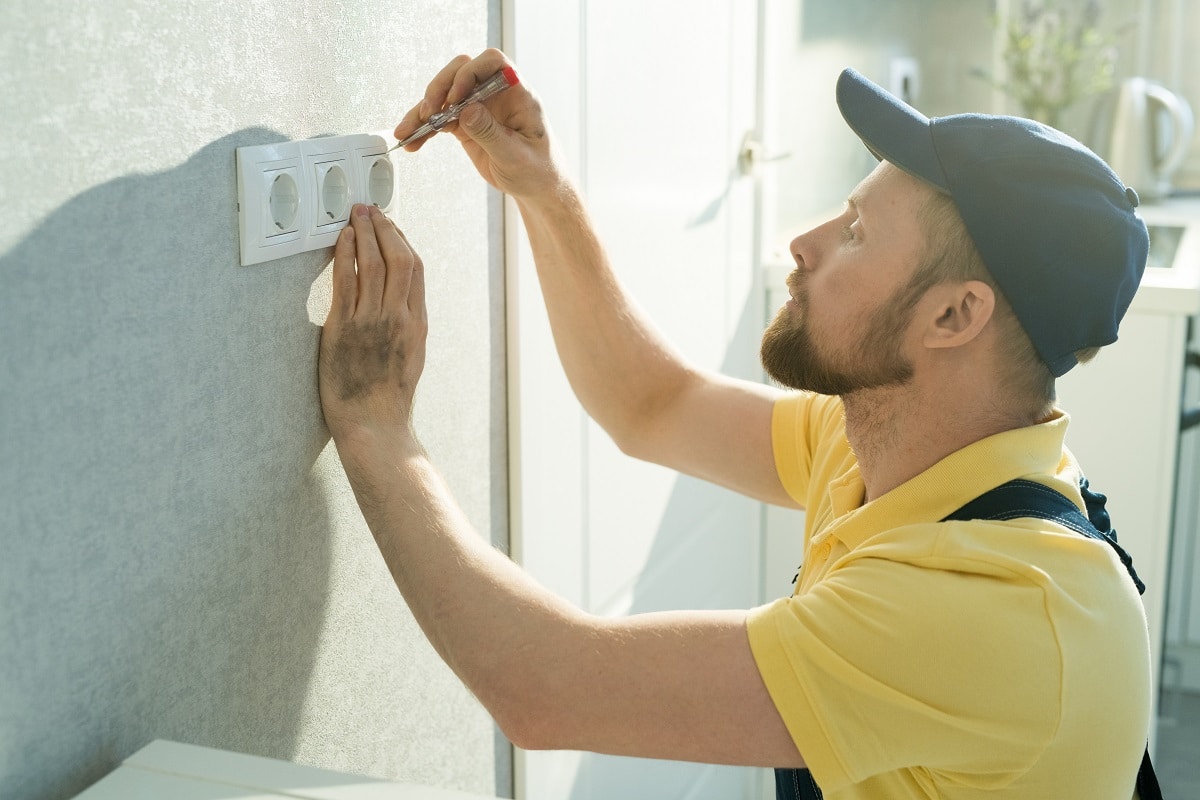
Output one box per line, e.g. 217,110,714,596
974,0,1131,128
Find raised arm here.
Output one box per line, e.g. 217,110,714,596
396,50,797,507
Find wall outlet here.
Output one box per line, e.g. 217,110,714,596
236,133,397,266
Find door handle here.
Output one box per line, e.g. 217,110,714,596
738,131,791,176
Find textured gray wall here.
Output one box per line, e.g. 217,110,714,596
0,2,509,799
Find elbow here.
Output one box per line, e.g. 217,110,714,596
484,637,589,752
492,692,566,752
608,396,677,463
496,713,545,752
610,426,648,461
476,609,601,752
470,641,577,752
590,400,651,460
610,366,699,463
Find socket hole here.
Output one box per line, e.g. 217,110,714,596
268,172,299,231
321,164,350,221
368,157,395,208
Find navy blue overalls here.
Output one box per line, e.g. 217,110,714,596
772,477,1162,800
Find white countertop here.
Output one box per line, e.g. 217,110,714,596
1135,196,1200,315
73,740,504,800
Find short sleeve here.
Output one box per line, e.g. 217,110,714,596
746,551,1060,791
772,393,846,507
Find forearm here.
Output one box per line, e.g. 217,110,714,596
334,427,582,743
332,429,799,766
516,183,698,450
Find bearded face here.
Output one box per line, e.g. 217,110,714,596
760,269,916,396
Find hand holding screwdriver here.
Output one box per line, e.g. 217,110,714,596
390,66,520,151
394,50,565,202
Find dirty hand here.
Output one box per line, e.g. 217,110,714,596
394,48,563,201
318,204,427,443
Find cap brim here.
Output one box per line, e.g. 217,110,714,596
836,68,949,192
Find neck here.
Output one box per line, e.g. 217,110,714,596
842,378,1043,502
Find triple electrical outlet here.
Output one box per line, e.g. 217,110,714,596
235,133,397,266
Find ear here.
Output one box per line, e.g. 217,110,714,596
921,280,996,350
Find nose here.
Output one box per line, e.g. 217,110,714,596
790,213,845,272
788,232,811,272
789,222,824,272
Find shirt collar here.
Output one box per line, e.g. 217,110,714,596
820,410,1073,551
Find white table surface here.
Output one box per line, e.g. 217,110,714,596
74,740,503,800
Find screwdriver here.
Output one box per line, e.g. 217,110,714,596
390,66,520,151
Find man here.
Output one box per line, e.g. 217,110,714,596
317,49,1153,798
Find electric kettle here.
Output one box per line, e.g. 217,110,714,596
1090,77,1195,200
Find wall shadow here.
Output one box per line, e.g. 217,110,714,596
0,128,337,799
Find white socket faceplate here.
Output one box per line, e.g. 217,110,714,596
236,132,398,266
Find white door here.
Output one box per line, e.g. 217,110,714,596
505,1,769,798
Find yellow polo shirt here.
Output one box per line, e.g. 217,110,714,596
747,392,1151,799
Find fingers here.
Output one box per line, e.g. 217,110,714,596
371,207,414,309
330,223,357,318
350,205,385,312
426,53,473,112
393,49,514,150
457,102,496,142
394,54,471,150
393,223,426,316
445,48,512,106
344,205,424,319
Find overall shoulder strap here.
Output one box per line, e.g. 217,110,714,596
941,477,1160,800
942,478,1145,594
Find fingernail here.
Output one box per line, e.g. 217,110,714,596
355,204,370,218
341,224,354,239
418,99,429,119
